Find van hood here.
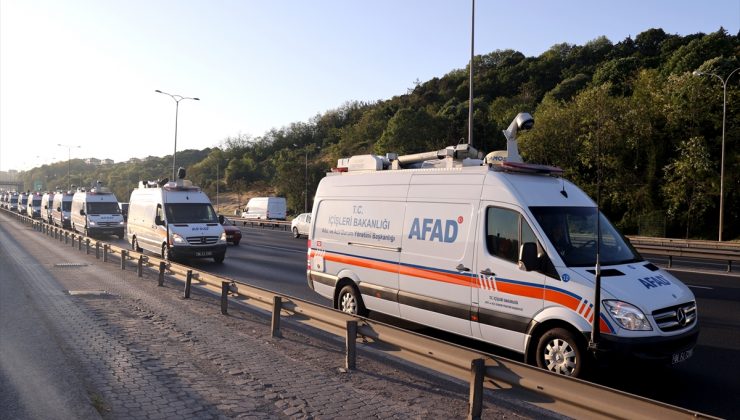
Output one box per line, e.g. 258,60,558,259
570,263,694,312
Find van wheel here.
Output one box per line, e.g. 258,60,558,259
292,227,300,238
337,285,367,317
132,237,142,253
213,253,225,264
535,328,584,377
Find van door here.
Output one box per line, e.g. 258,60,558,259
473,203,546,353
399,200,477,337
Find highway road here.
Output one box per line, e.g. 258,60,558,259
103,225,739,418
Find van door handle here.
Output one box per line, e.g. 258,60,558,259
456,264,470,272
480,268,495,276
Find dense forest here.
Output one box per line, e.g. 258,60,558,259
19,28,740,240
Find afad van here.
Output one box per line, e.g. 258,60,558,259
70,182,125,238
307,113,698,377
51,190,74,228
26,191,43,219
127,168,227,263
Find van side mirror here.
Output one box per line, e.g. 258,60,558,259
519,242,538,271
155,215,164,226
218,215,225,224
57,206,61,212
79,209,85,216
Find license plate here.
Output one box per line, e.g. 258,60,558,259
672,349,693,364
195,251,212,257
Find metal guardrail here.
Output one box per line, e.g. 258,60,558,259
628,235,740,272
2,208,718,419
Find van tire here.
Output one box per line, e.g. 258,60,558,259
337,285,367,317
535,327,585,377
292,227,300,238
213,253,225,264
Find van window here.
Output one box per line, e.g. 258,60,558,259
87,202,121,214
530,206,641,267
485,207,537,264
165,203,218,224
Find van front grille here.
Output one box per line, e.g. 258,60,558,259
186,236,219,245
652,302,697,332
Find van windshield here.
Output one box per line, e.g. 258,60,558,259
32,197,41,206
165,203,218,224
530,206,641,267
62,201,72,211
87,202,121,214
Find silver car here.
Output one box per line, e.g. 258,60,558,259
291,213,311,238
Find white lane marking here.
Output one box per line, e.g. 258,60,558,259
687,285,713,290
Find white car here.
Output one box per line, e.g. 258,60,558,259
291,213,311,238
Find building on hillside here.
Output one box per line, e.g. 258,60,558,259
85,158,101,166
102,158,114,165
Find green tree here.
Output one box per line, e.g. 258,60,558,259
662,137,716,238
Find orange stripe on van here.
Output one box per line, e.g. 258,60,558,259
544,289,580,311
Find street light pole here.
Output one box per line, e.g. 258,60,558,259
57,143,80,190
693,67,740,242
155,90,200,180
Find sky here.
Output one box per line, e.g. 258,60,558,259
1,0,738,172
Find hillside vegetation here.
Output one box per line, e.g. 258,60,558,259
20,28,739,239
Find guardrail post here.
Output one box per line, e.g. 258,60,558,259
467,358,485,420
158,262,166,286
95,242,100,259
85,239,90,255
727,260,732,273
103,244,109,262
184,270,192,298
71,234,75,247
345,320,357,370
65,231,69,244
137,255,144,277
271,296,282,338
77,235,82,251
668,255,673,268
221,281,229,314
120,250,127,270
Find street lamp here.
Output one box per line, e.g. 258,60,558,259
155,89,199,180
57,143,80,190
693,67,740,242
293,144,320,213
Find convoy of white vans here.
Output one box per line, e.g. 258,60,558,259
0,118,700,378
306,113,698,377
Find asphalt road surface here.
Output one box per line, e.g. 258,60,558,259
107,225,740,418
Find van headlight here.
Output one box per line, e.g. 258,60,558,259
603,300,652,331
89,221,97,226
220,232,227,242
171,233,186,244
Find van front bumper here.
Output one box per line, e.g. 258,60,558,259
170,244,227,259
594,323,699,364
89,226,125,237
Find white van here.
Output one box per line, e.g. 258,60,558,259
127,173,227,263
17,192,28,214
307,113,698,377
51,191,74,228
8,192,18,212
70,183,125,238
26,192,43,219
41,192,54,223
241,197,287,220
